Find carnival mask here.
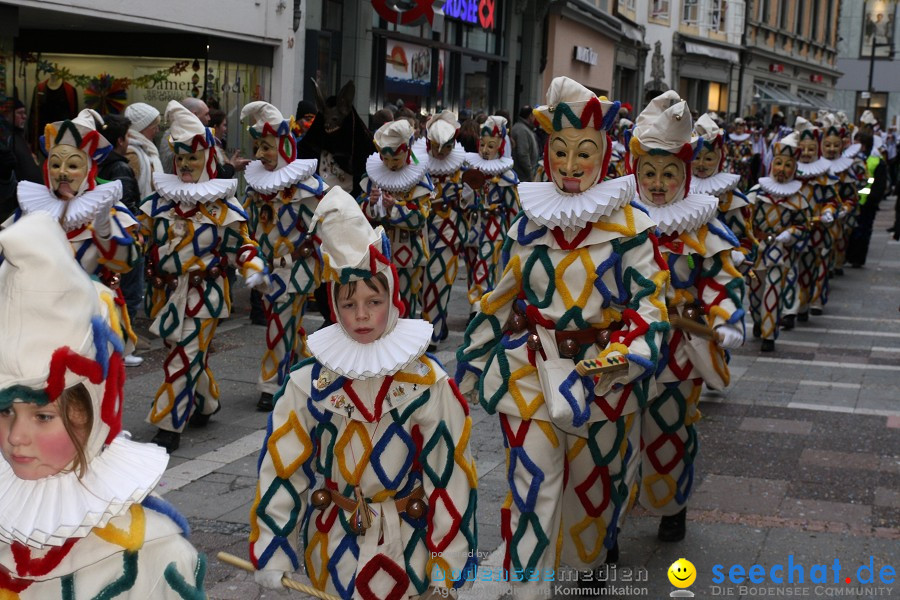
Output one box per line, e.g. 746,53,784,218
822,134,843,160
547,127,607,193
637,154,686,206
797,138,819,163
734,123,747,135
380,146,409,171
771,154,797,183
479,134,502,160
175,149,207,183
692,146,722,179
430,139,456,160
47,145,89,200
256,134,279,171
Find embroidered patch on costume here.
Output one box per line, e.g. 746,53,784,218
316,369,336,391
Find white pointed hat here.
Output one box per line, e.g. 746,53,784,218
164,100,217,181
773,131,800,157
481,115,508,138
533,76,619,133
793,116,820,140
374,119,415,152
240,100,298,167
43,108,111,164
860,110,877,125
426,110,459,145
694,113,724,141
631,90,697,154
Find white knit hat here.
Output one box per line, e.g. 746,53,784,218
426,110,459,145
533,76,619,133
374,119,415,152
631,90,697,154
694,113,724,141
124,103,160,132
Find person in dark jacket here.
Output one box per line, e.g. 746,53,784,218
7,100,43,185
847,131,888,267
0,115,17,222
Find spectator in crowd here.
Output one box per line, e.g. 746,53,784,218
124,102,163,201
510,104,539,182
372,107,394,130
847,131,888,266
0,114,16,222
457,116,479,153
5,99,43,185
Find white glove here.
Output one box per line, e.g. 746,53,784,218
820,211,835,225
245,271,273,293
254,569,286,590
774,230,793,245
730,250,745,267
716,324,744,349
92,208,112,238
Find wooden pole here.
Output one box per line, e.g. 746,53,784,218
217,552,342,600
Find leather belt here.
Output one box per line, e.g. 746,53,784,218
146,266,223,290
310,486,426,535
506,303,623,359
269,239,316,270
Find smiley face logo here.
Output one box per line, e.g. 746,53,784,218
668,558,696,588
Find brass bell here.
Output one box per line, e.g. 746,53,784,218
152,276,165,290
406,499,427,519
311,489,332,510
348,513,366,535
597,329,612,348
107,273,121,289
208,265,221,280
166,278,178,291
189,273,204,287
682,306,700,322
509,313,528,333
559,338,580,358
145,266,155,279
526,333,542,351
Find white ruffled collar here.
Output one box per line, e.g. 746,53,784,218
0,435,168,548
465,152,515,175
796,157,831,178
758,176,803,198
635,192,719,236
17,180,123,231
827,156,853,175
690,171,740,196
842,143,862,159
519,175,635,231
729,133,751,143
611,141,626,156
411,139,467,175
153,173,238,205
306,319,433,380
244,158,318,194
364,153,428,193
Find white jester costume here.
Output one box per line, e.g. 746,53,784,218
746,133,813,345
692,113,758,274
784,117,837,318
141,101,268,434
358,120,434,318
240,101,328,397
462,116,521,305
412,111,470,345
5,108,139,349
456,77,667,598
0,213,203,599
727,118,757,190
250,187,477,600
606,118,632,180
628,92,744,527
823,112,865,272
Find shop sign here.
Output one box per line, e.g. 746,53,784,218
444,0,496,30
386,40,433,95
573,46,598,66
372,0,436,27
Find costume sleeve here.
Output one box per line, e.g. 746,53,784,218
420,377,478,590
358,176,381,222
93,202,139,273
222,216,268,280
697,250,745,333
145,536,207,599
250,375,317,573
387,186,431,230
783,197,813,247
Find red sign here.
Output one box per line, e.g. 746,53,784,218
372,0,436,27
769,63,784,73
444,0,496,30
810,74,823,83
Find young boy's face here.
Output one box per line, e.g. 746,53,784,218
0,401,78,480
337,280,391,344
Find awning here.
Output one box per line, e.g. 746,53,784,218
684,41,740,64
796,91,842,112
754,84,809,108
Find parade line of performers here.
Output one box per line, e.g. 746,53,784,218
0,79,876,599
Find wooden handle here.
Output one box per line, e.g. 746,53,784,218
575,354,630,377
217,552,342,600
670,315,718,341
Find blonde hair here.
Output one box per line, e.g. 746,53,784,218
57,384,93,479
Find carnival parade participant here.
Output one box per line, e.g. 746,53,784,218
692,113,757,272
462,115,520,309
250,187,477,600
359,119,433,318
606,118,632,180
0,213,205,598
413,110,471,348
5,108,140,351
141,101,270,453
747,133,812,351
456,77,667,599
822,112,865,273
240,101,327,413
628,92,744,543
727,117,758,190
782,117,835,327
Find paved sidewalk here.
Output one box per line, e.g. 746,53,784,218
122,209,900,599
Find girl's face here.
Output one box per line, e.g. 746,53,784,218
637,154,686,206
547,127,606,193
175,149,207,183
692,146,722,178
337,281,391,344
771,154,797,183
0,402,78,480
256,135,279,171
47,145,88,199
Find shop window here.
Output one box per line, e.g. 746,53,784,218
682,0,699,26
707,81,728,113
650,0,670,22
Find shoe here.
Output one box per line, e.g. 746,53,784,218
188,403,220,428
781,315,796,330
752,323,761,338
150,429,180,454
427,343,438,353
657,508,687,542
797,311,809,322
123,353,144,367
605,540,619,565
761,339,775,352
810,307,823,316
257,392,275,412
250,314,266,326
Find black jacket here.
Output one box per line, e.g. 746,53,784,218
98,151,141,213
11,127,43,184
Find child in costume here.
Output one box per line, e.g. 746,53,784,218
747,133,812,352
462,115,520,307
240,101,327,412
0,212,204,599
692,113,757,273
782,117,836,327
727,117,758,190
413,111,471,349
5,108,139,349
250,187,477,600
141,100,270,452
457,77,667,600
358,120,433,318
627,92,745,542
